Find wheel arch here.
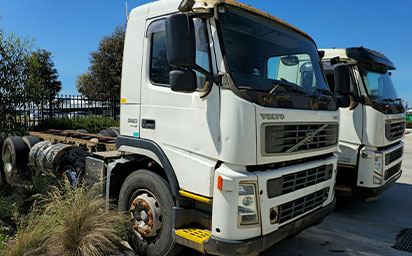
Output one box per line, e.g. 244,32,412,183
111,136,180,199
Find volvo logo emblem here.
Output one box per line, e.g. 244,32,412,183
286,124,329,153
306,131,313,143
260,113,285,120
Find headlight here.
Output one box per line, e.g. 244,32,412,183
373,153,383,185
238,183,259,225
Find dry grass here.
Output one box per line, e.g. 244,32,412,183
0,191,13,220
3,184,127,256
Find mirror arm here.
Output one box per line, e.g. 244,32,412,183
207,74,223,85
356,95,366,104
187,9,214,19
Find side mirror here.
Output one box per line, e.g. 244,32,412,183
337,95,350,108
334,65,350,95
318,50,325,59
166,14,195,68
170,70,197,93
281,56,299,66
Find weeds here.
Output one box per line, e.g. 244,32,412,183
3,183,126,256
0,191,14,220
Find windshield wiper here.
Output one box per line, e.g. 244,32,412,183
277,79,307,94
264,79,309,102
313,88,333,103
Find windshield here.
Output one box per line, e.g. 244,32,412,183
359,68,399,104
217,5,336,111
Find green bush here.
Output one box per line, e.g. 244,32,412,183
35,116,119,134
406,120,412,129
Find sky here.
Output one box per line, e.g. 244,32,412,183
1,0,411,105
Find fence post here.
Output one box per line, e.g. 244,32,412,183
49,94,53,119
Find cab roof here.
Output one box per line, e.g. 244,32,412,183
129,0,314,43
321,47,396,70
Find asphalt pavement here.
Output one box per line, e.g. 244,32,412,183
263,131,412,256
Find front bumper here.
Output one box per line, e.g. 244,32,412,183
204,198,335,256
336,170,401,201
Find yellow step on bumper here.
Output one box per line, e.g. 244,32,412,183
173,229,211,253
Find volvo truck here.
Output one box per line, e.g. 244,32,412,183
321,47,404,200
2,0,350,255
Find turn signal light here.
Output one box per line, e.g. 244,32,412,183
217,175,223,190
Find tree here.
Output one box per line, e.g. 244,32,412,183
76,26,125,99
24,49,62,103
0,29,31,134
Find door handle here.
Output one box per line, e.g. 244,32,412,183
142,119,155,129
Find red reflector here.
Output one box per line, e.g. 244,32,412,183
217,175,223,190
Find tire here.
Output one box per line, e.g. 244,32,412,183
57,149,90,186
75,129,89,134
2,136,30,184
98,129,115,137
0,141,5,185
108,128,120,137
22,135,43,149
118,170,181,256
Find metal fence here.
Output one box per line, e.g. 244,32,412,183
13,95,120,129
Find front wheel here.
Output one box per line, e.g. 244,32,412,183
118,170,181,256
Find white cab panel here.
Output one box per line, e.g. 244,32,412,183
337,104,363,165
121,4,151,104
211,164,260,240
218,89,257,165
120,104,141,137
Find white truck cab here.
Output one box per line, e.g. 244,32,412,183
321,47,404,200
101,0,344,255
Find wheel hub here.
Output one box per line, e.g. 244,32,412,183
62,167,79,187
129,192,162,238
3,146,12,174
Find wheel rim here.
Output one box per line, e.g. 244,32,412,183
62,165,79,187
129,189,163,239
3,146,12,174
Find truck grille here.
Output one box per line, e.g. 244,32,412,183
265,123,338,154
385,162,401,181
385,121,405,141
277,188,328,224
385,147,403,165
267,164,333,198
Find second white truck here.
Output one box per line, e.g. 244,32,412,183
321,47,404,200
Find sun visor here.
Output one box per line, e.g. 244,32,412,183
346,47,396,70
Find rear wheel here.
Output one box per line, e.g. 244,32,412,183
118,170,181,256
2,136,30,184
22,135,43,149
57,149,89,186
0,141,5,185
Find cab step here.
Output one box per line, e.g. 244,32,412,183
173,228,211,253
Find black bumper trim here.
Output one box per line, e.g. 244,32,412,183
203,198,336,256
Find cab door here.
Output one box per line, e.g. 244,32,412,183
324,64,363,166
139,17,220,196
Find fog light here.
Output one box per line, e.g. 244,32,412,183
269,206,278,224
